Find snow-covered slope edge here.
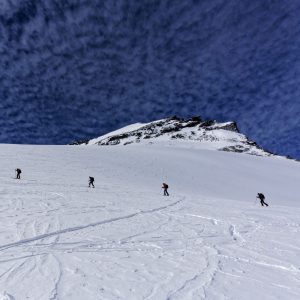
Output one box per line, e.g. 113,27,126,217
71,116,271,157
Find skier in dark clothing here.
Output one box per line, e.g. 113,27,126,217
15,168,22,179
162,183,169,196
89,177,95,188
257,193,268,207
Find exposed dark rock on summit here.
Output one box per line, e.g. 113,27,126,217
72,116,271,157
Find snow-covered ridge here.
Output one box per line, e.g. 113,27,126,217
72,116,270,156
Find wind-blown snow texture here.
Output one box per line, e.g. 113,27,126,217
0,0,299,158
0,142,299,299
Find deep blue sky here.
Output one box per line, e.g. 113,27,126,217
0,0,299,158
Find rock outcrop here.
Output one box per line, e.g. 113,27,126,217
72,116,271,157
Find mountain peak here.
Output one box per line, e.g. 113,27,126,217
71,116,271,157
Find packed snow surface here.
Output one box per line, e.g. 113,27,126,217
0,142,299,299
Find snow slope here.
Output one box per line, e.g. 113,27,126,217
0,142,299,299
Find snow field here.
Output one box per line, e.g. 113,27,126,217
0,143,299,299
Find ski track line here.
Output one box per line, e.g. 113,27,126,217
0,198,184,252
185,213,247,243
49,254,62,300
218,254,300,274
184,213,220,225
166,247,219,300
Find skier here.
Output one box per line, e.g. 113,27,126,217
162,183,169,196
257,193,268,207
15,168,22,179
89,176,95,188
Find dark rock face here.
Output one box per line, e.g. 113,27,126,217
199,120,215,128
190,116,202,122
203,121,239,133
215,122,239,133
221,145,250,154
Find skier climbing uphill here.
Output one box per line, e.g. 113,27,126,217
89,176,95,188
257,193,268,207
162,183,169,196
15,168,22,179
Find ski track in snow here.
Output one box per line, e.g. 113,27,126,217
0,144,299,299
0,198,183,252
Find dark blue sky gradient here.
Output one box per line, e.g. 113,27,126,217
0,0,299,158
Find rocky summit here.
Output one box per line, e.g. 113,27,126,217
72,116,271,157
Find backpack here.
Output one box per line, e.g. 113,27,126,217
163,183,168,189
258,193,264,199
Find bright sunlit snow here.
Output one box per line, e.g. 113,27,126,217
0,141,299,299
